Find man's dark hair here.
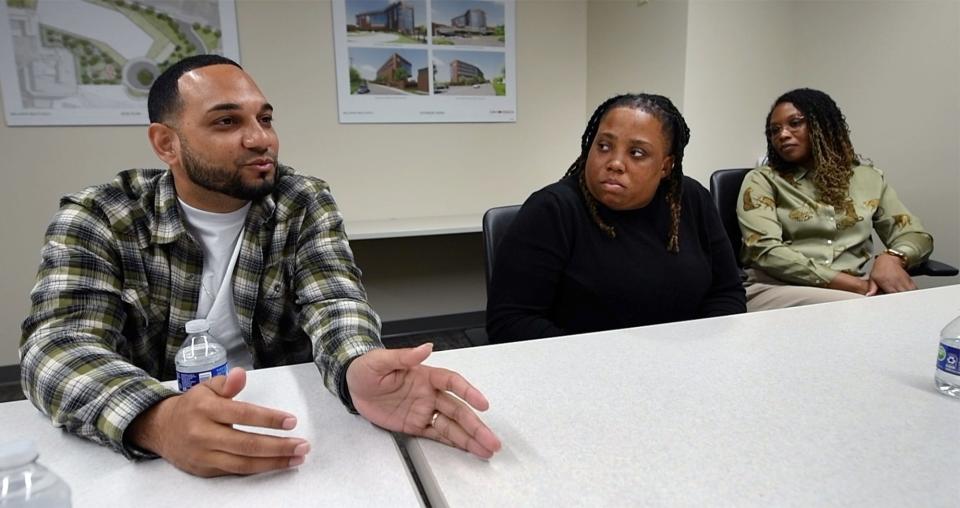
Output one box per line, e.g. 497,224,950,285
147,54,242,124
563,93,691,253
765,88,860,209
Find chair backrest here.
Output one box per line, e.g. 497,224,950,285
709,168,751,267
482,204,521,292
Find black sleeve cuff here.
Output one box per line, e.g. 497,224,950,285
337,355,360,414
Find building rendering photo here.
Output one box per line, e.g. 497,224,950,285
430,0,505,46
450,59,483,84
355,1,415,34
377,52,412,84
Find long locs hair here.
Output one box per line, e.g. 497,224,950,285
765,88,860,209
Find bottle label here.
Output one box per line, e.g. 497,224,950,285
177,363,228,392
937,343,960,376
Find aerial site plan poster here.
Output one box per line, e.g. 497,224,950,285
0,0,239,126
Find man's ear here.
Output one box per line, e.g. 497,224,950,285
147,122,179,167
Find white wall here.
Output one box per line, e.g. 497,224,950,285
681,0,795,182
352,234,487,321
586,0,689,112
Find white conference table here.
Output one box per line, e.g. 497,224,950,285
403,285,960,507
0,362,422,507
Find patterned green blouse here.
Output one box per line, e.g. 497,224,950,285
736,165,933,286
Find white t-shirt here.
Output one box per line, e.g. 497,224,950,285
178,199,254,370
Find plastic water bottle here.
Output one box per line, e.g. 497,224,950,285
935,315,960,398
0,440,71,507
175,319,228,392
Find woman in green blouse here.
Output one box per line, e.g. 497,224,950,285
736,88,933,311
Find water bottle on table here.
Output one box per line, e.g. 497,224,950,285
936,314,960,398
0,440,71,507
176,319,228,392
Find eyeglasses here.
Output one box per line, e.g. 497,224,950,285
766,116,806,139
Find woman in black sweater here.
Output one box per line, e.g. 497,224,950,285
486,94,745,343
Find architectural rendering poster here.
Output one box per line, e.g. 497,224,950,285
332,0,516,123
0,0,239,126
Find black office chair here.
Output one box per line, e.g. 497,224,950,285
709,168,958,277
481,204,521,292
710,168,751,269
467,204,521,347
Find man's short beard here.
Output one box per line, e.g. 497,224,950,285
180,138,278,201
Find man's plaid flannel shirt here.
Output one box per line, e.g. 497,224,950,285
21,166,382,458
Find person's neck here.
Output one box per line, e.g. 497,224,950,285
173,177,248,213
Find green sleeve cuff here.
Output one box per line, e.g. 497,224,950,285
812,265,840,287
105,378,178,460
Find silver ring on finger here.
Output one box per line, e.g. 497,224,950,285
430,410,440,427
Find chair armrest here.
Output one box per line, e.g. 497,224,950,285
908,258,959,277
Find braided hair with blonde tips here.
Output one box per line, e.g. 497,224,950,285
765,88,861,209
563,93,691,253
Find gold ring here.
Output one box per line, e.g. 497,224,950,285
430,411,440,427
